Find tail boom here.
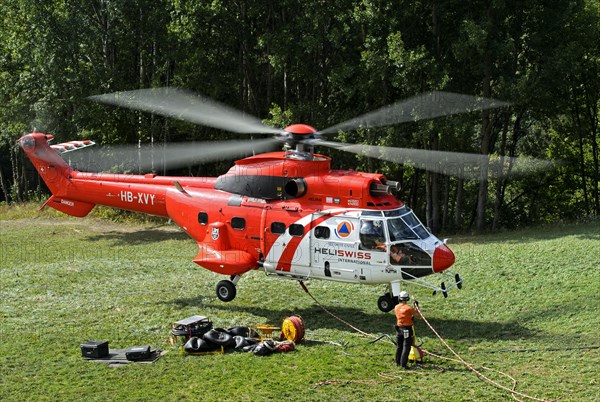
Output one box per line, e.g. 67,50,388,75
20,132,213,218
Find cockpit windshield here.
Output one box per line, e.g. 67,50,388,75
384,207,430,241
359,207,430,243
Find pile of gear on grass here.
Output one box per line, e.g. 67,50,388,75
171,315,304,357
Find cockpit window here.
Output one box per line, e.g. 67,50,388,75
361,210,383,217
359,220,387,251
413,225,429,239
386,207,430,241
388,218,418,241
402,211,419,228
383,209,402,217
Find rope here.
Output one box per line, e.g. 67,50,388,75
471,345,599,354
300,281,555,401
413,303,554,402
299,281,373,338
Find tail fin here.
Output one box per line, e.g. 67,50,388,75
20,133,95,217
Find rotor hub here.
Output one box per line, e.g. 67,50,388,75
282,124,319,160
283,124,317,135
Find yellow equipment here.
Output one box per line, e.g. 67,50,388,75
281,316,305,343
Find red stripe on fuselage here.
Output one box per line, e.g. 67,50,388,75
276,211,347,271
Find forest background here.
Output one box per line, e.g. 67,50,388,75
0,0,598,233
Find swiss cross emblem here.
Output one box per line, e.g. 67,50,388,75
211,227,220,240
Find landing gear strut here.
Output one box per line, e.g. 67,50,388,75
215,275,241,302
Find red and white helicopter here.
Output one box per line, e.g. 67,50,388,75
20,88,550,312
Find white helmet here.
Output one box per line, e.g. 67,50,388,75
398,291,410,301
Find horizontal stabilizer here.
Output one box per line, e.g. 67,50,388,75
50,140,95,154
42,195,95,217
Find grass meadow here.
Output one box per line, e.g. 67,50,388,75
1,204,599,401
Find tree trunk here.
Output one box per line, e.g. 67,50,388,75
454,177,464,228
476,5,495,232
591,131,599,215
571,91,590,214
585,93,599,215
409,170,420,214
442,175,450,231
91,0,113,72
10,146,22,203
476,75,492,232
425,171,432,228
0,166,10,203
430,143,441,233
138,6,145,174
492,112,510,230
431,0,441,60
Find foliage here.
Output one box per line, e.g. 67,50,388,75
0,206,599,400
0,0,598,231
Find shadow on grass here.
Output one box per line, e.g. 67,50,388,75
170,296,536,342
84,228,190,245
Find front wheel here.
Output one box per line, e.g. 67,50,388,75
377,293,395,313
216,280,237,302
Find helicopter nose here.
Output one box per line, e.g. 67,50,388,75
432,244,455,272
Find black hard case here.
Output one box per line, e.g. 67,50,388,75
125,345,152,361
80,341,109,358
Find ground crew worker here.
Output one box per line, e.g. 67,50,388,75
394,291,420,368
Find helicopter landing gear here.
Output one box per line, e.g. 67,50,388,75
377,293,396,313
433,282,448,298
441,282,448,298
455,273,463,289
215,275,241,302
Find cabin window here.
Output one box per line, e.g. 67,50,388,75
359,220,387,251
314,226,330,239
289,224,304,237
271,222,286,235
198,212,208,225
231,217,246,230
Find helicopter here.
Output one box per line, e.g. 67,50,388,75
19,88,551,312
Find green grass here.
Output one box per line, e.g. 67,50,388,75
1,205,599,401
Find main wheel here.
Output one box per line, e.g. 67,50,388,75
216,280,237,302
377,293,395,313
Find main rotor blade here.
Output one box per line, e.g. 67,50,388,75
66,138,277,173
89,88,282,135
315,140,553,179
320,91,510,135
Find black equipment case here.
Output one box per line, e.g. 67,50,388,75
80,340,109,358
171,315,212,340
125,345,152,361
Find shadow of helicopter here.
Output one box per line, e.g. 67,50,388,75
84,228,190,245
169,296,536,342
